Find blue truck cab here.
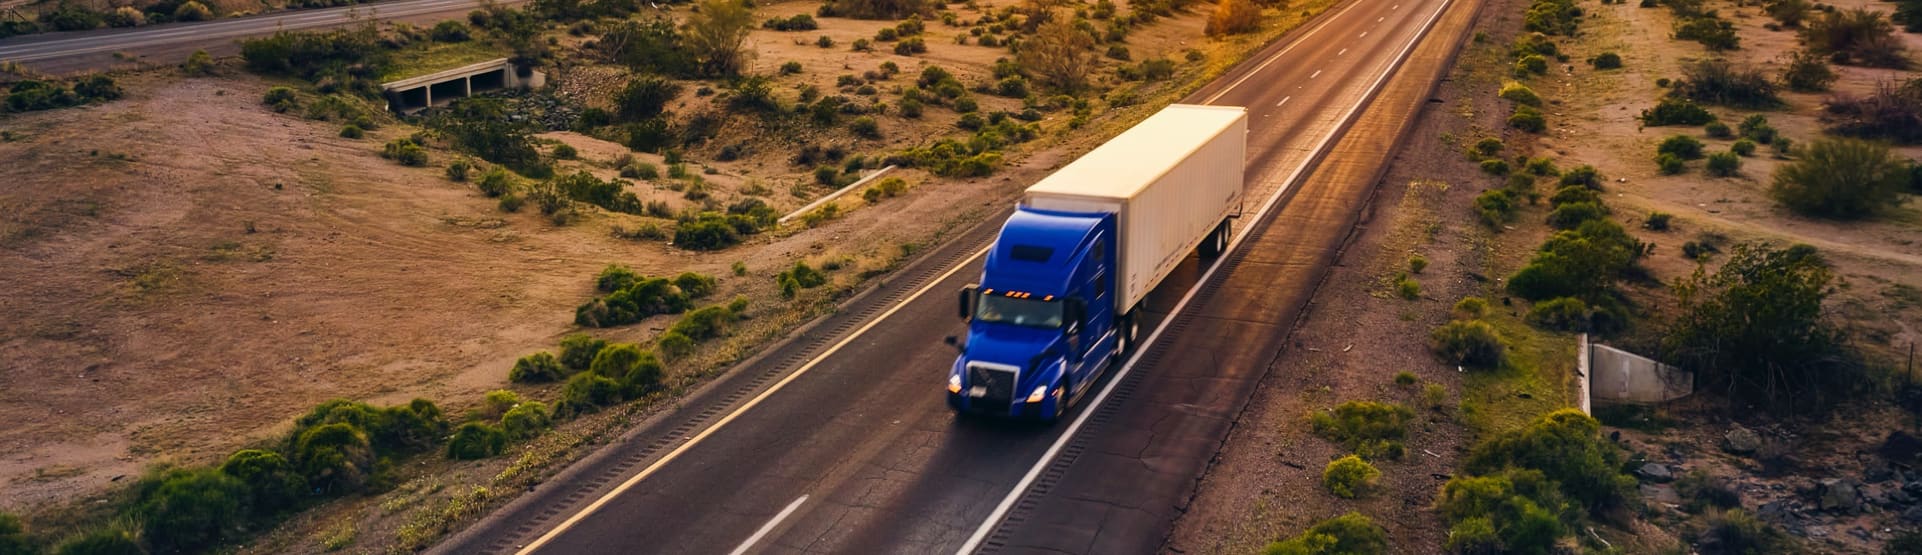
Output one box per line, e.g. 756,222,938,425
942,104,1247,423
946,208,1126,421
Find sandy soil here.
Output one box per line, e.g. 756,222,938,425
0,0,1237,529
1545,0,1922,355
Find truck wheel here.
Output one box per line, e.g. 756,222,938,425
1116,310,1139,362
1198,221,1229,258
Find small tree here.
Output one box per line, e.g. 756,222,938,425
1206,0,1261,36
1769,138,1909,219
1662,243,1854,414
1019,17,1097,92
682,0,756,77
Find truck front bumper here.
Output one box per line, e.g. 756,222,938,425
948,391,1057,420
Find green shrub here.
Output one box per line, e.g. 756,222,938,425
1770,138,1909,218
1507,220,1644,301
1525,297,1591,331
589,343,648,379
559,372,623,414
290,421,374,494
1646,211,1673,230
219,449,305,514
1395,276,1421,300
1675,15,1740,50
1431,320,1505,367
668,305,737,342
339,124,365,139
657,331,696,359
1738,114,1777,143
552,143,578,160
1472,137,1504,158
1731,138,1757,156
1437,469,1567,554
1260,512,1387,555
1408,255,1429,274
1514,54,1549,75
1782,49,1837,92
1802,8,1910,68
1677,59,1780,108
1453,297,1489,320
1638,97,1715,126
263,86,299,113
1463,409,1634,512
1523,157,1558,177
129,467,247,552
850,116,882,139
673,216,744,251
1591,51,1622,69
1548,185,1599,208
595,265,640,293
1656,153,1686,174
476,167,516,197
559,334,608,371
501,401,552,439
1394,371,1419,385
1706,150,1741,176
1701,510,1789,554
446,422,508,460
1662,243,1853,414
1658,134,1705,159
1444,517,1500,554
1479,159,1511,176
1557,165,1601,189
1309,401,1414,460
1545,201,1606,230
1499,81,1542,106
1508,105,1546,133
382,138,428,167
1474,189,1520,227
1705,121,1731,138
446,159,472,181
1322,455,1381,498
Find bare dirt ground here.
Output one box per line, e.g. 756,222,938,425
0,65,1000,513
0,0,1342,550
1556,0,1922,356
1163,0,1572,550
1171,0,1922,551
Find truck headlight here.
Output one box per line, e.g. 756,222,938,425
1026,385,1051,404
948,374,963,394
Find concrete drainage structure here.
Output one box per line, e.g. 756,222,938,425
380,58,545,112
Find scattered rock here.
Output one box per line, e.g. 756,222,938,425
1758,499,1794,522
1818,478,1862,513
1850,527,1873,541
1641,484,1682,504
1881,431,1922,463
1906,505,1922,523
1865,457,1895,483
1637,463,1675,483
1725,426,1762,454
1905,480,1922,497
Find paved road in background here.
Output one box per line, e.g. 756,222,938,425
432,0,1474,552
0,0,526,75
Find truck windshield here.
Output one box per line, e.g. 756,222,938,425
975,295,1065,329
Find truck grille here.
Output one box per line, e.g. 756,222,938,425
968,364,1017,406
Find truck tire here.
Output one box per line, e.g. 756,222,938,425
1116,309,1140,363
1198,221,1229,259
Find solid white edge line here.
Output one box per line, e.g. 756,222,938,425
1201,0,1354,105
514,245,993,555
953,0,1456,551
726,495,809,555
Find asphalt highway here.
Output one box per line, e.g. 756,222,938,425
429,0,1476,551
0,0,527,74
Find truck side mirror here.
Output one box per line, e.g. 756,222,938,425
1065,298,1087,329
958,285,978,320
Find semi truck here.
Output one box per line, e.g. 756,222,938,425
945,104,1248,421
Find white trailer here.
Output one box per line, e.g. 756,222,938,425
1019,104,1248,313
